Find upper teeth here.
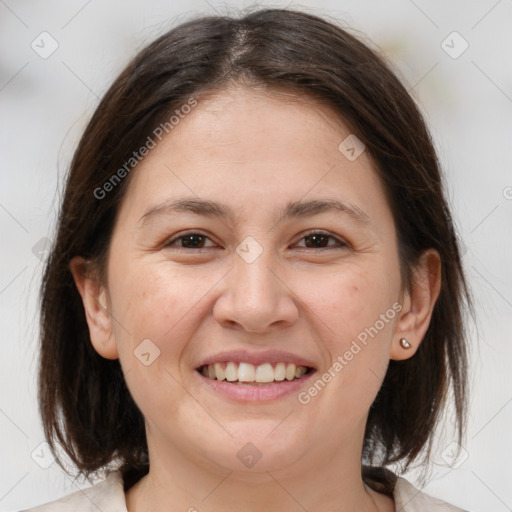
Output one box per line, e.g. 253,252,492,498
200,362,308,382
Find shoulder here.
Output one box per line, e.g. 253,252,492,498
393,476,469,512
18,471,127,512
363,466,469,512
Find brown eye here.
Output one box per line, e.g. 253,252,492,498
163,231,346,251
164,232,216,249
295,231,346,249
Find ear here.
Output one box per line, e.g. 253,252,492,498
390,249,442,361
69,256,119,360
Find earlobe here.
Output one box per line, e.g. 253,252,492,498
69,256,119,360
390,249,442,361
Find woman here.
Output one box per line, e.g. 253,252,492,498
21,7,471,512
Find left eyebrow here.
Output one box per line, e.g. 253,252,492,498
138,196,373,227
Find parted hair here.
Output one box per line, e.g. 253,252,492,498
38,7,471,493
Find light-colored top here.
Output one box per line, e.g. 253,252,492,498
18,470,468,512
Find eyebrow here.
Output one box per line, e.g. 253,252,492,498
138,197,372,227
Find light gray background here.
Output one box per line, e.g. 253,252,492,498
1,1,511,511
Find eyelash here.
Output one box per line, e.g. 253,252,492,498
163,230,348,251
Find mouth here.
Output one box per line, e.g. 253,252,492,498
196,361,314,386
195,360,317,401
194,350,318,401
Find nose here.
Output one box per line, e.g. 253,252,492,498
213,246,299,333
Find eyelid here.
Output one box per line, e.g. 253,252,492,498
163,229,348,250
294,229,348,249
163,230,217,248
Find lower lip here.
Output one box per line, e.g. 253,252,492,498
196,370,316,402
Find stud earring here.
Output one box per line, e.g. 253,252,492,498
399,338,411,349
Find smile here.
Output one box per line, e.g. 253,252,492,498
195,360,316,401
197,361,311,384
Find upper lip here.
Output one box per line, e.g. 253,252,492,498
196,349,317,370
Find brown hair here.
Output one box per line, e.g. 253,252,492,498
38,7,471,493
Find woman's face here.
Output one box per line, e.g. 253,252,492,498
86,86,411,476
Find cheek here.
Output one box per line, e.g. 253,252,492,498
108,262,207,426
108,259,226,382
297,262,399,415
301,261,398,347
109,260,209,345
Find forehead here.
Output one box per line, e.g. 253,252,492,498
115,85,389,228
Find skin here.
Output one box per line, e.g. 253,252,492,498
71,85,441,512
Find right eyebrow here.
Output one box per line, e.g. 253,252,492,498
138,196,373,229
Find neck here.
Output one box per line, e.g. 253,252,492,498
125,436,393,512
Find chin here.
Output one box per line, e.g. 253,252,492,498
197,427,308,477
